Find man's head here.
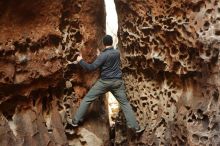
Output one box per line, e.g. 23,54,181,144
102,35,113,46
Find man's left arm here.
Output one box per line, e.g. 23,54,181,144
77,53,106,71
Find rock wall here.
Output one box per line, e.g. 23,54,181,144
115,0,220,145
0,0,108,146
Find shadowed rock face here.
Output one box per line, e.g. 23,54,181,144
0,0,108,146
115,0,220,145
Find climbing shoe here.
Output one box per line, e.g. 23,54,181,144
67,118,78,127
135,127,145,134
70,120,79,127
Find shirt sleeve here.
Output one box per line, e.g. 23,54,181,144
79,53,106,71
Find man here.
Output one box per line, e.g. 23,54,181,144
71,35,145,134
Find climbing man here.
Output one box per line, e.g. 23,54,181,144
71,35,145,134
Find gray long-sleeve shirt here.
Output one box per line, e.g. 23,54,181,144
79,47,122,79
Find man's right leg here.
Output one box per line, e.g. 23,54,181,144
110,80,140,131
73,79,107,124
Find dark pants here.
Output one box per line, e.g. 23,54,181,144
73,78,139,130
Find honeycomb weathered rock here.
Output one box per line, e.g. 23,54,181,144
1,0,219,145
115,0,220,145
0,0,108,145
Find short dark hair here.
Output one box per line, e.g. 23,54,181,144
102,35,113,46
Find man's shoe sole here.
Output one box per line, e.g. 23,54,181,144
66,119,79,127
136,127,145,134
70,123,78,127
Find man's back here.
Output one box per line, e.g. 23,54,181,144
100,47,122,79
79,47,122,80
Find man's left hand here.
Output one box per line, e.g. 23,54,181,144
97,49,100,56
76,54,83,62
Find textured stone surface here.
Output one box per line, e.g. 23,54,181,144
1,0,219,145
115,0,220,145
61,0,109,145
0,0,108,146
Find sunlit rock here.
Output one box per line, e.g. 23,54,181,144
115,0,220,145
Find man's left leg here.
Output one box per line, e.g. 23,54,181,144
72,79,108,125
